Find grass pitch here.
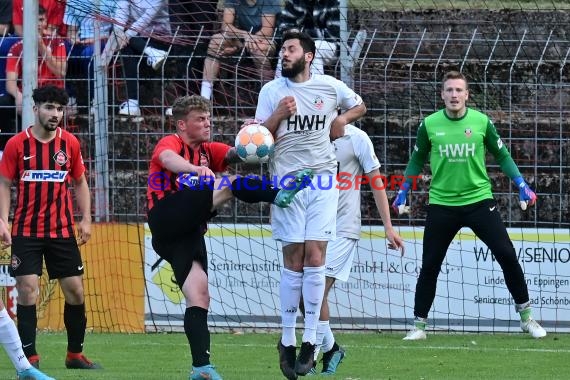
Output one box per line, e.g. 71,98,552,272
0,331,567,379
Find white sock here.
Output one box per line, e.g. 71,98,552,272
320,320,335,353
315,320,328,358
280,268,303,347
0,308,30,372
201,81,213,100
301,266,325,344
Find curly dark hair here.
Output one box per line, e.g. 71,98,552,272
32,85,69,106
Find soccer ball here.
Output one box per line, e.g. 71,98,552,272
235,123,274,163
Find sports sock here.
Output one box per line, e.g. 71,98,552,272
302,266,325,344
185,306,211,367
201,81,213,100
516,301,532,322
0,308,30,371
280,268,303,347
16,304,37,357
414,316,428,330
319,320,335,353
231,177,279,203
64,303,87,353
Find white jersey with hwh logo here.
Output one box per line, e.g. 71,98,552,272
255,74,363,178
334,125,380,239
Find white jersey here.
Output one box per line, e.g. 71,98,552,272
255,74,363,179
334,125,380,239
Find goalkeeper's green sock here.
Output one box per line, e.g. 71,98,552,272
519,307,532,322
516,301,532,322
414,317,427,330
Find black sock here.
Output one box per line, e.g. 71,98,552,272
231,177,279,203
17,304,37,357
64,303,86,353
185,306,211,367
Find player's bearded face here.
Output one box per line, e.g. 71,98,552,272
37,103,64,131
281,54,306,78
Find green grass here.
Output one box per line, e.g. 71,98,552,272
0,331,567,379
350,0,570,10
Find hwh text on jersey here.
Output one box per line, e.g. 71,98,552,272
21,170,68,182
287,115,326,131
438,143,476,157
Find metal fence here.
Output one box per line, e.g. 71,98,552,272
3,5,566,228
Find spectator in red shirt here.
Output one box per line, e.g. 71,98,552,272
5,6,66,115
12,0,66,37
0,85,101,371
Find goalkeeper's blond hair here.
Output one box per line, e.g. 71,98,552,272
171,95,211,120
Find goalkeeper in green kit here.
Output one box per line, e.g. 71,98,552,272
393,70,546,340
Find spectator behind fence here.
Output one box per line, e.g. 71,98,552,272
275,0,340,78
0,0,12,36
64,0,116,112
0,33,19,154
111,0,171,118
167,0,218,100
200,0,281,101
0,6,66,145
12,0,67,37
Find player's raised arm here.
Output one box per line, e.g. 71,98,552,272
330,103,367,140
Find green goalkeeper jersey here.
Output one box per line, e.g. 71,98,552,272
403,108,521,206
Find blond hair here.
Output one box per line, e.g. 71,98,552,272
171,95,211,119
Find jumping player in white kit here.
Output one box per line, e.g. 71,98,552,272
255,30,367,379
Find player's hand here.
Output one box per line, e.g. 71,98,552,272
191,165,216,182
514,176,537,211
0,219,11,249
386,227,405,256
76,218,91,246
277,96,296,118
329,115,347,140
392,182,410,215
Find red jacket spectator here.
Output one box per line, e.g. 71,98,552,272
5,7,67,114
12,0,66,37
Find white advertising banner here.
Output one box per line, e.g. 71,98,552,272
144,224,570,332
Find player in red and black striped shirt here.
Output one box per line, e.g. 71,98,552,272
147,95,313,380
0,86,101,370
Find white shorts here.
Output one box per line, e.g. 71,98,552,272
325,237,358,281
271,184,338,242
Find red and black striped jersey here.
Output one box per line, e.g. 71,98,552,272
147,134,230,212
0,127,85,238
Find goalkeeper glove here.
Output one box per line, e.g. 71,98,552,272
513,176,537,211
392,181,411,215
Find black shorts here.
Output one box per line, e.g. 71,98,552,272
148,187,214,286
10,236,83,280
